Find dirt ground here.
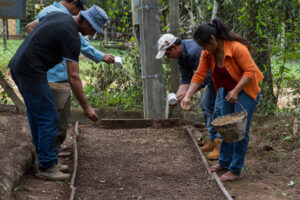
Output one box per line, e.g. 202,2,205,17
74,126,226,200
206,115,300,200
0,110,299,200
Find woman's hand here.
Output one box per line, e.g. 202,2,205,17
181,96,192,110
225,89,239,103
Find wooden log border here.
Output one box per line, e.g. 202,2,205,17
184,126,233,200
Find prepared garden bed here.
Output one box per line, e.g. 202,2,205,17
74,125,227,200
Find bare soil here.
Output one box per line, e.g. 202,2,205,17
1,110,299,200
74,126,226,200
206,115,300,200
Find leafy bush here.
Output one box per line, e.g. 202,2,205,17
71,46,143,110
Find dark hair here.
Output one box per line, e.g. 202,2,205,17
166,38,182,51
64,0,85,10
78,14,86,24
193,18,252,52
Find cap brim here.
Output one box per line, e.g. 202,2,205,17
81,12,104,34
156,50,166,59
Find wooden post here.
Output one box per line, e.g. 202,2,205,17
138,0,164,119
169,0,180,93
2,18,8,49
0,72,25,112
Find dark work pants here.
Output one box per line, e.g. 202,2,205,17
200,84,224,141
11,70,58,169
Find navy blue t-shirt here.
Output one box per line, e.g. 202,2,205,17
8,12,81,81
177,39,212,88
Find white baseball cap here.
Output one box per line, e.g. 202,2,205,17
156,33,177,59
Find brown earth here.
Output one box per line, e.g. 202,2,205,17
0,110,299,200
74,126,226,200
206,115,300,200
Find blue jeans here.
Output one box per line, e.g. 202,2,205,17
219,90,260,175
200,85,224,141
11,70,58,169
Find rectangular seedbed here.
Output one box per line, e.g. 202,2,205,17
74,122,228,200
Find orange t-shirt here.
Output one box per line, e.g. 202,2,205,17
191,40,264,100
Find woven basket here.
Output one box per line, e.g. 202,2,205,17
211,102,248,143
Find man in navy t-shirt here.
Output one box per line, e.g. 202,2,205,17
8,5,107,181
156,34,224,160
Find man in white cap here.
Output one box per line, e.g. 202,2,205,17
25,0,115,157
156,33,224,160
8,5,108,181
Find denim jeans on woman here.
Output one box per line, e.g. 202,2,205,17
219,90,261,175
11,70,58,169
200,84,224,141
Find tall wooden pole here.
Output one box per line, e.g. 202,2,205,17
2,18,8,49
169,0,180,93
138,0,164,119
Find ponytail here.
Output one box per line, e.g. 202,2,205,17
193,18,253,52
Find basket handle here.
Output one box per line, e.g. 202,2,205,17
212,100,247,120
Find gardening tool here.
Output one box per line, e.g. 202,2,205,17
211,101,248,143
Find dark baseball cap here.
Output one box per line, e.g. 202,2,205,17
78,0,88,10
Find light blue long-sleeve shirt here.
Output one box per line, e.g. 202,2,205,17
36,2,105,82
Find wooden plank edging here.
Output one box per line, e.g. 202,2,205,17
184,126,233,200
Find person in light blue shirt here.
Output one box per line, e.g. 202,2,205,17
26,0,115,83
25,0,115,157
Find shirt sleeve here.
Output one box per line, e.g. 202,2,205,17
192,51,210,85
61,33,81,63
232,44,257,79
192,47,211,89
79,33,105,62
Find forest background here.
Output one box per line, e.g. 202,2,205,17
0,0,299,116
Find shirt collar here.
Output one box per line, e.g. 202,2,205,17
53,2,70,14
180,40,187,59
223,40,233,57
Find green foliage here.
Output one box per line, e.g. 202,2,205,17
71,46,143,110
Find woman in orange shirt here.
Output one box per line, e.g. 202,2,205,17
181,19,263,181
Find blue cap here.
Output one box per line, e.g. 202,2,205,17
80,5,108,34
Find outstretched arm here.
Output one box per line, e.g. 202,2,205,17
79,34,115,64
180,81,202,110
66,60,99,121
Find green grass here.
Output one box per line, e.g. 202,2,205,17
0,39,23,70
0,39,125,72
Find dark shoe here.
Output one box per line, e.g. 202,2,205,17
35,165,70,181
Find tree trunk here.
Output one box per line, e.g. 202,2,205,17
169,0,180,93
245,0,277,113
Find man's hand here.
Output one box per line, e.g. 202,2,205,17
176,84,190,103
102,54,115,64
180,96,191,111
67,60,99,122
84,105,99,121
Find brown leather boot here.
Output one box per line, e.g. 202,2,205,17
200,139,215,152
207,139,222,160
